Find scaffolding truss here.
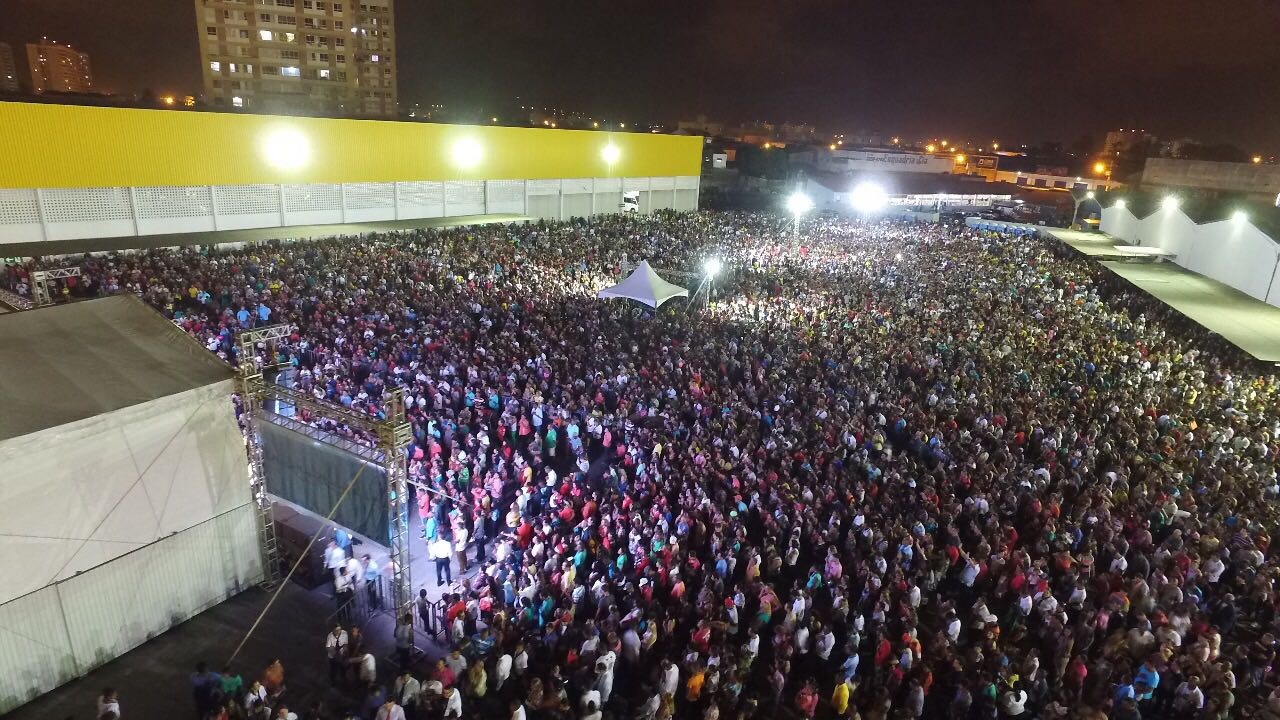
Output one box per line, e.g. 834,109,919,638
235,323,415,649
31,266,81,307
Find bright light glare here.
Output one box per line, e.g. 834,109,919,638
601,144,621,164
1115,199,1126,209
786,192,814,215
1086,191,1095,199
1233,210,1248,223
451,138,483,169
1162,196,1180,211
704,258,722,277
261,128,311,171
849,182,888,214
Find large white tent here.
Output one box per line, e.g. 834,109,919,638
0,296,262,712
596,260,689,308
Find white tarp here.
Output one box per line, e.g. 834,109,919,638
597,260,689,308
0,379,253,606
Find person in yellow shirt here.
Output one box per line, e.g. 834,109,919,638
831,677,852,715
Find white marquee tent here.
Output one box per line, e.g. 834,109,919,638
0,296,262,713
596,260,689,308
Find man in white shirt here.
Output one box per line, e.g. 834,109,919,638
334,568,355,624
658,659,680,697
431,536,453,586
495,653,513,690
325,541,346,577
351,650,376,689
374,699,406,720
393,670,420,710
443,687,463,718
454,525,470,573
325,625,349,685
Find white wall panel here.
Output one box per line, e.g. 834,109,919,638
212,184,282,231
0,380,251,604
527,194,560,220
58,505,261,672
594,177,622,193
527,179,561,196
0,586,76,712
623,177,650,192
562,193,593,219
0,189,45,244
593,192,623,215
485,180,525,214
444,181,485,216
561,178,592,195
674,189,699,211
675,175,700,190
42,187,135,241
1101,205,1280,308
282,184,343,226
649,176,675,190
134,186,217,235
395,181,444,219
342,182,396,223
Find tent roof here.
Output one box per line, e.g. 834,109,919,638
597,260,690,308
0,295,234,441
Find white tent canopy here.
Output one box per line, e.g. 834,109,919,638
596,260,689,308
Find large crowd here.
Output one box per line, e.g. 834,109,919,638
9,210,1280,720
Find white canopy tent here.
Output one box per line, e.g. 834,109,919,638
596,260,689,308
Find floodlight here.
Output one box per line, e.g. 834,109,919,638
849,182,888,214
602,144,621,164
1115,199,1126,209
1233,210,1248,223
451,138,483,169
704,258,722,277
787,192,813,215
261,128,311,171
1162,196,1180,211
1086,191,1095,199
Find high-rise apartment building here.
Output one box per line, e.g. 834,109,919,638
26,39,93,94
196,0,397,116
0,43,19,93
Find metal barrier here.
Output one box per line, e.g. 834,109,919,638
327,573,392,627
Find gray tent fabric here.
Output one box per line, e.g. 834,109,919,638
0,295,234,441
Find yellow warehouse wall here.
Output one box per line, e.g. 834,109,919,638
0,102,704,189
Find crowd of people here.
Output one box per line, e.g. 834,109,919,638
10,209,1280,720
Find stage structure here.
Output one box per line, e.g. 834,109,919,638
30,266,80,307
235,324,415,640
0,296,261,713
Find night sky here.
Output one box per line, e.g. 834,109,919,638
3,0,1278,149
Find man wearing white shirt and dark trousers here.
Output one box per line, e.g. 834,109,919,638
334,567,355,625
325,625,348,686
431,534,453,586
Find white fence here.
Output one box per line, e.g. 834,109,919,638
0,176,701,246
1100,204,1280,308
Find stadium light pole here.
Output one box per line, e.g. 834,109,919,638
787,192,813,239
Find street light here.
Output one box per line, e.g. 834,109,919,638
1094,162,1113,191
1086,191,1095,199
1253,156,1263,164
1162,196,1180,211
1233,210,1248,223
786,192,813,237
1115,199,1126,209
704,258,722,277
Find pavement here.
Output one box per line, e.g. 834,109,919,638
6,213,536,257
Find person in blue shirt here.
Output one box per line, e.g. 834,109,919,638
236,307,251,326
1134,660,1159,702
335,528,352,558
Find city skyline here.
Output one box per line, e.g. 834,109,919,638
1,0,1278,150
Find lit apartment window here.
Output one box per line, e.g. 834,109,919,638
229,63,238,72
370,54,379,62
233,96,244,107
285,32,296,41
210,61,222,72
319,69,330,79
259,29,273,41
281,66,300,77
245,64,254,73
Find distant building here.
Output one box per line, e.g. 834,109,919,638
791,147,955,175
1103,129,1156,158
677,115,724,137
1141,158,1280,201
195,0,397,116
0,43,18,92
26,39,93,94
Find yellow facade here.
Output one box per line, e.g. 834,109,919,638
0,102,703,189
